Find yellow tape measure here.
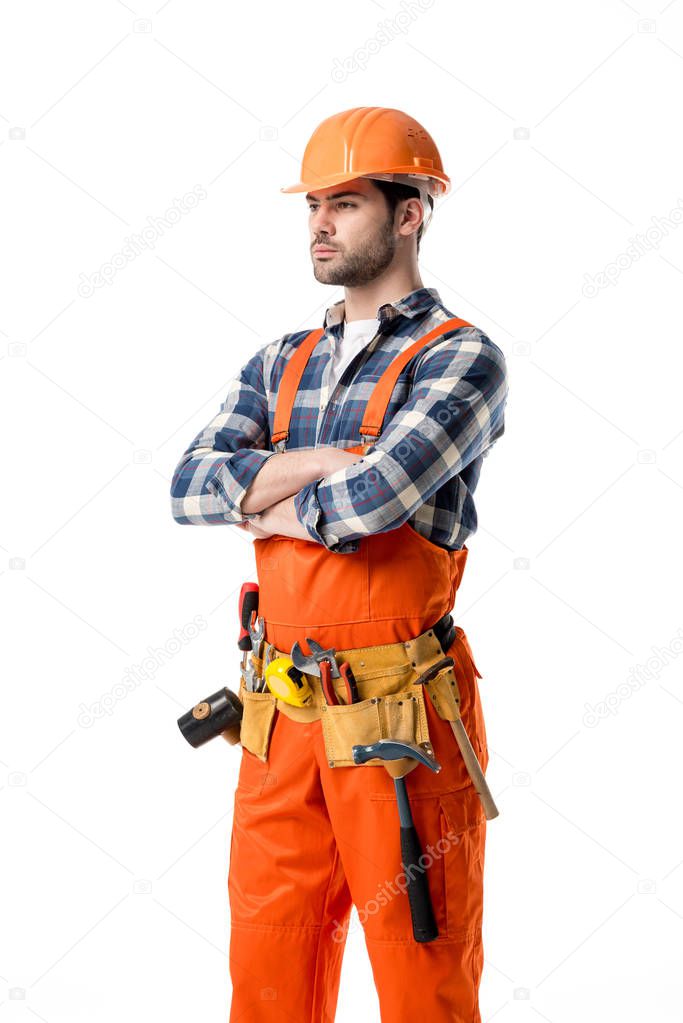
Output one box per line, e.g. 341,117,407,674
264,657,313,707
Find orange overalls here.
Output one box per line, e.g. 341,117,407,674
228,318,490,1022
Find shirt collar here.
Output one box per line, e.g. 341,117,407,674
322,286,442,332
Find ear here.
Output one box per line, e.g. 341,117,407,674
398,197,424,239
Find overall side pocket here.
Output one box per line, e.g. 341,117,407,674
438,787,486,941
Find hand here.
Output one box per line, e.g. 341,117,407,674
237,495,310,542
236,517,274,539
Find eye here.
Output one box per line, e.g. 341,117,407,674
308,202,355,212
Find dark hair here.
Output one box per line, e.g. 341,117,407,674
369,179,434,254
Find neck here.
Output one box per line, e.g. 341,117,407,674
342,268,424,322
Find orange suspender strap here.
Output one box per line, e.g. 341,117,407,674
358,316,472,442
269,317,472,452
270,328,325,450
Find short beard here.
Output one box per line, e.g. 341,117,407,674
313,213,396,287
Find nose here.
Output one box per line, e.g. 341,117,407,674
310,204,335,238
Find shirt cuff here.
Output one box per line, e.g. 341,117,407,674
209,448,278,522
294,480,360,554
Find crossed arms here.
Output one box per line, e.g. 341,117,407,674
234,446,363,541
169,328,508,554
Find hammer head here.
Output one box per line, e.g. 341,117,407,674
352,739,441,773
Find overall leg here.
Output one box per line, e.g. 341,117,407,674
320,655,489,1023
228,712,353,1023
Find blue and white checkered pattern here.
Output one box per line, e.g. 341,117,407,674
170,287,509,555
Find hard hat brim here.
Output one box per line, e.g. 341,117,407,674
281,166,450,197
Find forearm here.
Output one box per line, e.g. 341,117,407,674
240,449,364,543
170,343,275,526
241,447,360,514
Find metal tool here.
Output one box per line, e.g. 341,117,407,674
244,614,266,692
291,638,359,705
352,739,442,943
243,658,259,693
291,640,338,704
257,641,277,693
246,644,274,694
248,614,265,659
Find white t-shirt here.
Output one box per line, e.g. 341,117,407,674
327,317,380,396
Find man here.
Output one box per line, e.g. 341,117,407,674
171,107,508,1022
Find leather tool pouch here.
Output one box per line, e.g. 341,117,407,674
320,682,431,770
237,658,432,770
421,626,488,785
237,655,277,763
424,657,461,722
420,625,480,722
404,624,459,715
235,624,481,769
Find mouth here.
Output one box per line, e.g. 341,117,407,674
313,247,338,256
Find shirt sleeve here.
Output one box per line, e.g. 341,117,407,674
170,343,277,525
293,328,508,553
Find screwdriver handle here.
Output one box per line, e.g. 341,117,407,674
238,583,259,651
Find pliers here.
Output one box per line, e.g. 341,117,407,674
291,638,359,706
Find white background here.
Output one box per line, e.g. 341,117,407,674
2,0,682,1020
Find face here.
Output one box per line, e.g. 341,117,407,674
307,178,399,287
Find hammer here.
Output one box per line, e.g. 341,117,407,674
352,739,442,943
177,688,243,748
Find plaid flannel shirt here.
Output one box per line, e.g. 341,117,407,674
170,287,508,555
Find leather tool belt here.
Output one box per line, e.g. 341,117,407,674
238,613,483,778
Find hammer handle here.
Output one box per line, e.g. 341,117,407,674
395,776,439,943
448,719,499,820
399,822,439,943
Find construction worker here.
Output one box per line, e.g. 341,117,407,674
171,107,509,1022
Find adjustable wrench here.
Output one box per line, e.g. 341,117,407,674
291,638,359,705
244,614,266,692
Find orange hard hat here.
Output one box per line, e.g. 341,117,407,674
281,106,450,198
